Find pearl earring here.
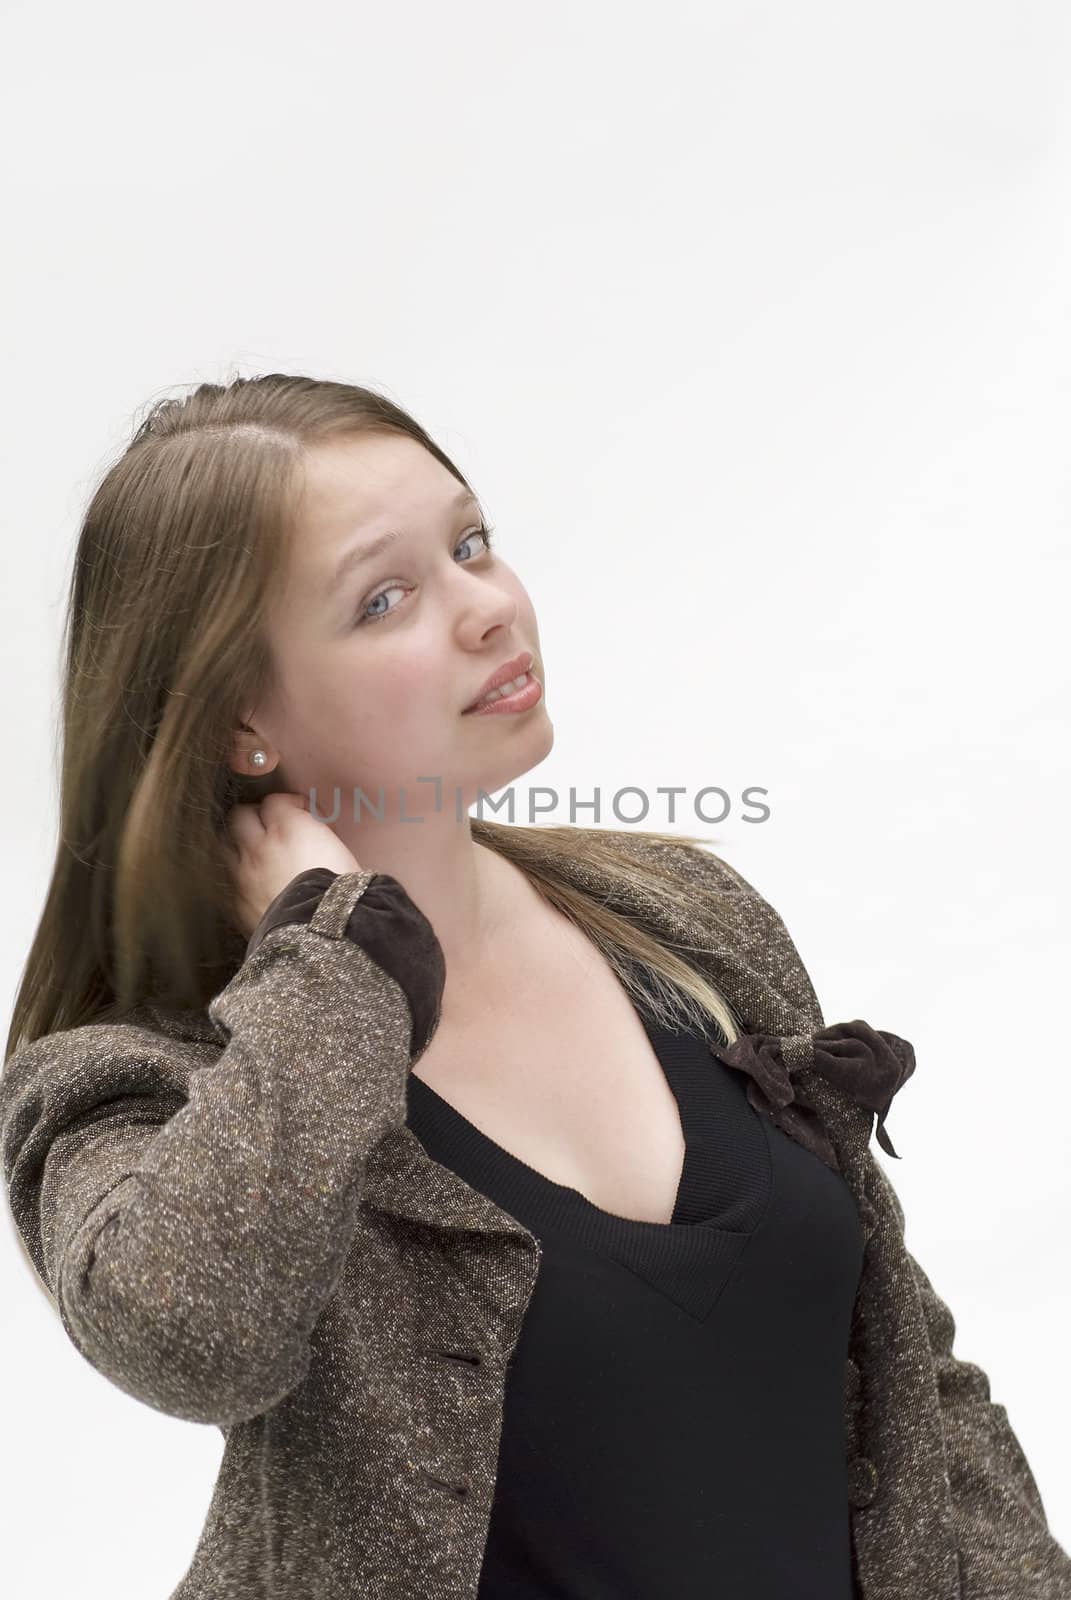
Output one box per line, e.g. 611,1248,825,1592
250,750,267,769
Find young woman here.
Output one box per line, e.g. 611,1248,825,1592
2,373,1067,1600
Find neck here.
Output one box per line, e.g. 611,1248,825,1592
330,813,527,1009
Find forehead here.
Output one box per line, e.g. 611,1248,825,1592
295,432,456,543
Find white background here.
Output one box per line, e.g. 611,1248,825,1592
2,0,1069,1592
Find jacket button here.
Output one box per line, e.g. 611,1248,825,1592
847,1455,879,1508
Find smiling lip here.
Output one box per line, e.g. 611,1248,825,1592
462,650,534,712
462,672,543,716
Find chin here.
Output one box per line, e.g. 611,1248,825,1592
460,719,554,809
489,720,555,788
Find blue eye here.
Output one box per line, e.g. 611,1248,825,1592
356,524,496,626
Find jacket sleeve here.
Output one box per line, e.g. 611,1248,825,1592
868,1159,1071,1595
0,866,446,1430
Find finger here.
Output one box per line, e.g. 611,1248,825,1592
225,804,263,840
261,790,308,813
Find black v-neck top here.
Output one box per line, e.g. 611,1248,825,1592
405,981,866,1599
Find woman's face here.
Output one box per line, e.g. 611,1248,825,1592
246,431,553,820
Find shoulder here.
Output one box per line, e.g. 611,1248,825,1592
517,821,781,908
601,828,771,898
489,821,809,972
552,826,823,1027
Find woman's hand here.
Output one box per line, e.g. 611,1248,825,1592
224,791,362,940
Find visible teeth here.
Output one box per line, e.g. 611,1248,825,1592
477,671,529,706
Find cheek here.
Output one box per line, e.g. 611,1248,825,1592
344,648,449,743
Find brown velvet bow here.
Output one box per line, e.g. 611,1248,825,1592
707,1019,916,1174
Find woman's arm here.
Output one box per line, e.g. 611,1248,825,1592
867,1158,1069,1592
0,867,445,1429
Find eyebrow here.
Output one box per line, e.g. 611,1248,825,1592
325,486,481,596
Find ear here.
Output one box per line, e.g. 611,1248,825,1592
228,719,277,777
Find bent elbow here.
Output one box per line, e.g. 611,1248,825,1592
56,1211,315,1427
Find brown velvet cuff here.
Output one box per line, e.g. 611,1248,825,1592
245,867,446,1061
245,868,340,962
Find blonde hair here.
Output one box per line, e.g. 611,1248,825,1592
6,373,740,1063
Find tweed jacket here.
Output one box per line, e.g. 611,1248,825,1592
1,828,1068,1600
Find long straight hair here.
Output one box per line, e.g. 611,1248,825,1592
5,373,741,1064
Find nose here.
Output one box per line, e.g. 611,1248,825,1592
454,570,518,644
